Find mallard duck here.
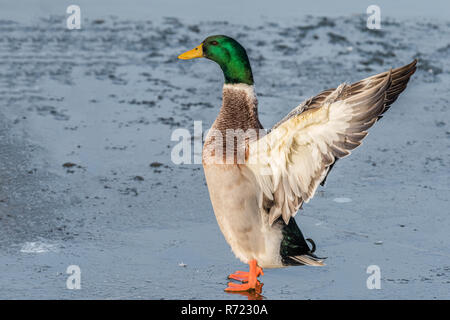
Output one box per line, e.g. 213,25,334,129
178,35,416,292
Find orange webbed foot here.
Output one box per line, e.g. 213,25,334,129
225,259,264,292
228,266,264,282
228,271,249,282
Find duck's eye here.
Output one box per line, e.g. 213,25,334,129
211,41,218,45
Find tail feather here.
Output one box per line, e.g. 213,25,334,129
280,218,327,266
290,254,325,267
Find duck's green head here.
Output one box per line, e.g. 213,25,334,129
178,35,254,86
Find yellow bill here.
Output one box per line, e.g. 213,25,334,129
178,44,203,60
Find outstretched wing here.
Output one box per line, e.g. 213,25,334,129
246,60,417,225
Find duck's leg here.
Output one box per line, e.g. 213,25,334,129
225,259,264,292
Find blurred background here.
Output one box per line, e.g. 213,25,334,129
2,0,450,22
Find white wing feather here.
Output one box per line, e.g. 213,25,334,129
246,71,397,225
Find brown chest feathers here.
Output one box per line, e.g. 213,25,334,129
203,84,264,165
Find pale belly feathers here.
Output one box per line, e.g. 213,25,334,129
203,164,284,268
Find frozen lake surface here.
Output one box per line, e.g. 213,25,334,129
0,2,449,299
